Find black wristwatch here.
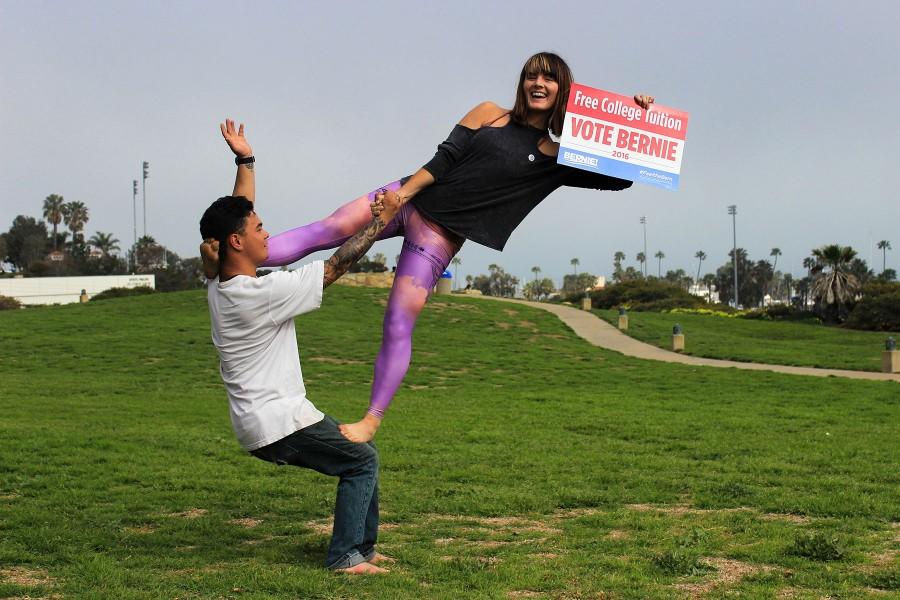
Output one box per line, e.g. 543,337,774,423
235,155,255,165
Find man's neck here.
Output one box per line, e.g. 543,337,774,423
220,258,258,281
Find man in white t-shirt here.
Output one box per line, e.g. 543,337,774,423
200,119,400,574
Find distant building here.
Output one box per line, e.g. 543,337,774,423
0,274,155,305
689,283,719,304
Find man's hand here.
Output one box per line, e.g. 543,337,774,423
370,189,401,222
323,191,399,288
634,95,655,110
220,119,253,158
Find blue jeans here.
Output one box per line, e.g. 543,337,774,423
250,415,379,569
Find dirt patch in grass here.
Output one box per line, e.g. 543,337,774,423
305,518,333,535
241,535,276,546
228,518,262,528
308,356,365,365
495,322,512,330
0,492,20,500
776,588,799,599
868,549,897,567
552,507,604,519
517,320,537,329
607,529,629,540
760,512,812,524
502,309,519,317
168,508,208,519
0,567,54,587
507,592,544,598
528,553,559,559
125,524,156,534
471,516,562,535
626,503,752,517
673,558,775,598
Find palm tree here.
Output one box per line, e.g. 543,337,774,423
43,194,65,251
780,273,794,302
702,273,716,302
694,250,707,284
810,244,860,320
636,252,646,276
88,232,120,257
570,257,579,275
877,240,891,273
451,256,461,290
531,265,541,283
802,256,816,279
62,201,89,248
654,250,665,277
770,247,782,272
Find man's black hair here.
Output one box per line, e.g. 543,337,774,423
199,196,254,262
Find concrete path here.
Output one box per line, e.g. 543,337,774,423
477,296,900,383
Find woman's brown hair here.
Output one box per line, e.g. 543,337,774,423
510,52,573,137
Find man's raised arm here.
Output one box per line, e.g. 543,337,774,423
221,119,255,203
200,119,255,279
322,190,400,288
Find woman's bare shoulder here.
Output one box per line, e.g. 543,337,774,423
458,101,510,129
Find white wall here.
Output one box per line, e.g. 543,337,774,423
0,275,155,305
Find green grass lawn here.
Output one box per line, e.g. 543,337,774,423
596,308,899,372
1,287,898,599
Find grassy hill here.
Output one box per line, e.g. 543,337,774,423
1,287,897,599
596,308,899,372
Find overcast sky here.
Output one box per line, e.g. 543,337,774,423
2,1,898,285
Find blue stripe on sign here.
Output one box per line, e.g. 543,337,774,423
558,148,680,191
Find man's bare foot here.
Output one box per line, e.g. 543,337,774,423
369,552,395,566
339,414,381,443
200,238,220,279
334,561,388,574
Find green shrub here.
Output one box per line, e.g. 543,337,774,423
790,531,846,561
91,286,156,302
652,549,708,575
0,294,22,310
590,279,704,311
845,282,900,331
740,305,819,322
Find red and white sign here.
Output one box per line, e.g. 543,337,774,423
558,84,690,190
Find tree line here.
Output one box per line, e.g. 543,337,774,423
0,194,203,291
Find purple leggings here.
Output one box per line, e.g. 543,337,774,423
262,180,463,418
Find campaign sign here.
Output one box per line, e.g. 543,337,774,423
558,83,689,190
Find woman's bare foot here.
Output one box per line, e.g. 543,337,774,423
338,414,382,443
200,238,220,279
369,552,395,566
334,561,388,574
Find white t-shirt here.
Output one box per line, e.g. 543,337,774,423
207,261,326,450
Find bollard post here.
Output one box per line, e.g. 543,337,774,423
581,296,592,311
79,289,89,303
617,306,629,331
435,270,453,295
883,337,899,373
671,323,685,352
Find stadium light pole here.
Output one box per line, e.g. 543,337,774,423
132,179,138,272
142,161,149,237
728,204,738,307
640,216,647,276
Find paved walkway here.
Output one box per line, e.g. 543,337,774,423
477,296,900,383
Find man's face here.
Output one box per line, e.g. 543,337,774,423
234,211,269,265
